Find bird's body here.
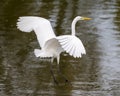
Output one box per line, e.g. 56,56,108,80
17,16,91,64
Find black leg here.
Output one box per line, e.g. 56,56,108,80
50,59,59,85
57,65,70,84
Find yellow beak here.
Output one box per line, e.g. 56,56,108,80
82,17,92,20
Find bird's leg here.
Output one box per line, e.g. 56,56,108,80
57,57,69,83
57,65,69,83
50,66,58,85
57,56,60,65
50,58,58,85
57,57,68,82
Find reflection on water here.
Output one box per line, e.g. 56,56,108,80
0,0,120,96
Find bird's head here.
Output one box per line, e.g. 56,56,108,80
75,16,91,21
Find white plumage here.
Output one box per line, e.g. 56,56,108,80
57,35,86,58
17,16,91,64
17,16,55,48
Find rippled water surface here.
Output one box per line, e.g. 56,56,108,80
0,0,120,96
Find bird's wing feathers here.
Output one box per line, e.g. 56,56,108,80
56,35,86,58
17,16,56,48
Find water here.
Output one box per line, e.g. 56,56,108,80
0,0,120,96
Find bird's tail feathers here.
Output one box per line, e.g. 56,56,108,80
34,49,52,58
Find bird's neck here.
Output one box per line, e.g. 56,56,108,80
71,18,78,36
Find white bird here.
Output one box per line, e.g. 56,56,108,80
17,16,91,64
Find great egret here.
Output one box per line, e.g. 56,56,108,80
17,16,91,64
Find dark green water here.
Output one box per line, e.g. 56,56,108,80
0,0,120,96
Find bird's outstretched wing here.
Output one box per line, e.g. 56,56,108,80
56,35,86,58
17,16,56,48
